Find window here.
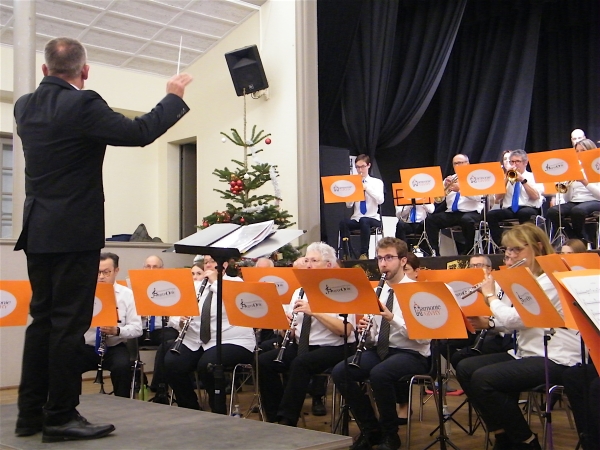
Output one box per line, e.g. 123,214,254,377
0,138,13,238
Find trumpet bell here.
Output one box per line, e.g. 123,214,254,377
506,169,518,185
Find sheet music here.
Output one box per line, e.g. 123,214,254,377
560,273,600,331
212,220,274,254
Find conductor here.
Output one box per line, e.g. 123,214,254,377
13,37,193,442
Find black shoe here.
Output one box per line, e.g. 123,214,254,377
492,433,511,450
277,417,296,427
512,434,541,450
42,414,115,443
312,397,327,416
149,394,170,405
15,416,43,437
350,430,382,450
374,432,401,450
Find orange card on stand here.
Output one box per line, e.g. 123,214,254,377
399,167,445,200
392,281,467,340
321,175,365,203
129,268,199,317
578,148,600,183
221,280,290,330
455,162,506,196
418,268,490,316
90,283,118,327
535,255,577,329
492,267,564,328
527,148,584,183
0,280,32,327
241,267,303,304
392,183,432,206
560,253,600,271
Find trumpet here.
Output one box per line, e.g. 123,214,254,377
94,330,108,394
170,277,209,354
555,181,573,194
460,258,526,299
349,272,387,368
506,169,518,185
274,288,304,363
434,175,459,203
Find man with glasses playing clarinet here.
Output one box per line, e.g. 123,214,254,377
487,149,544,248
80,253,142,398
339,154,385,260
332,237,431,450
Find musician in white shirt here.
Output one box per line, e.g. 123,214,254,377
395,201,434,243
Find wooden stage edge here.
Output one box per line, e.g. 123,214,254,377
0,395,351,450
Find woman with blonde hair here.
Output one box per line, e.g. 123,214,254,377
456,223,580,450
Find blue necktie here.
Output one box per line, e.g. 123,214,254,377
451,193,460,212
94,327,102,355
511,182,521,213
149,316,155,331
360,179,367,214
409,206,416,223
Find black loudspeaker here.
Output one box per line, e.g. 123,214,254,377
224,45,269,96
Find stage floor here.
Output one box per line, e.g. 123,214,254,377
0,395,351,450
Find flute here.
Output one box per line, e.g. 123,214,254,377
460,258,526,299
349,272,387,368
274,288,304,363
170,277,209,354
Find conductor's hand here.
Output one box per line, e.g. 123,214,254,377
167,73,193,98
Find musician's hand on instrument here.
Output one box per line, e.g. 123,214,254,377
380,304,394,322
357,317,370,331
203,270,218,284
179,316,190,327
293,300,312,315
100,326,118,335
468,316,491,330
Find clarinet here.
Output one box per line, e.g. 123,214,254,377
94,330,108,394
349,272,387,368
142,316,152,342
274,288,304,363
171,277,209,354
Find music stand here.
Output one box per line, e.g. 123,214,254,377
392,182,435,256
174,223,305,414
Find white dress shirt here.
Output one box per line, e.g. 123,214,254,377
501,170,544,209
84,283,143,347
346,175,385,221
563,181,600,202
396,203,434,223
445,182,483,213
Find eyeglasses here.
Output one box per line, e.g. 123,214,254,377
501,244,528,255
355,164,368,169
509,160,523,164
453,160,469,165
98,269,113,277
376,255,400,263
468,263,491,269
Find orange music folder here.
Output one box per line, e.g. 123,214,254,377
492,267,564,328
241,267,302,304
399,166,445,199
91,283,119,327
292,268,382,315
418,268,489,316
0,280,32,327
527,148,583,183
392,282,467,339
221,280,290,330
578,148,600,183
321,175,365,203
129,268,199,316
392,182,431,206
553,270,600,364
535,254,577,329
560,253,600,271
116,280,128,287
455,162,506,197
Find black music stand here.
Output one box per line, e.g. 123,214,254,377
174,224,305,414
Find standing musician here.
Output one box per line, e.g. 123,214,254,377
331,237,431,450
425,154,483,256
80,253,142,397
456,223,581,450
546,139,600,246
258,242,356,426
487,149,544,248
163,255,255,411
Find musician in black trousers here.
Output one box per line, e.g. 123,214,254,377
331,238,430,450
258,242,355,426
13,37,192,442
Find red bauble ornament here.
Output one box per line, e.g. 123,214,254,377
240,217,245,223
230,181,236,187
265,138,271,145
203,221,208,227
236,180,243,186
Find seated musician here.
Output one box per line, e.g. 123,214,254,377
487,149,544,248
164,255,255,411
81,252,142,397
425,154,483,256
546,139,599,247
456,223,580,450
394,198,434,244
332,237,431,450
258,242,355,426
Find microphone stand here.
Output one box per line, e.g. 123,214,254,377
542,328,556,450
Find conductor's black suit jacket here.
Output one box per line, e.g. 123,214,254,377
14,76,190,253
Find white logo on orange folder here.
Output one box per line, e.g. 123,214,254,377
0,291,17,318
147,281,181,307
409,174,436,193
409,294,449,329
259,275,289,295
92,297,104,317
467,169,495,189
542,158,569,176
331,180,357,197
448,281,478,307
319,278,358,303
511,284,541,315
235,293,269,318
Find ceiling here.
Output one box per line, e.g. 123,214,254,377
0,0,267,78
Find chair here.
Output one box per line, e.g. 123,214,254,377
525,384,574,449
227,355,264,420
338,207,384,259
